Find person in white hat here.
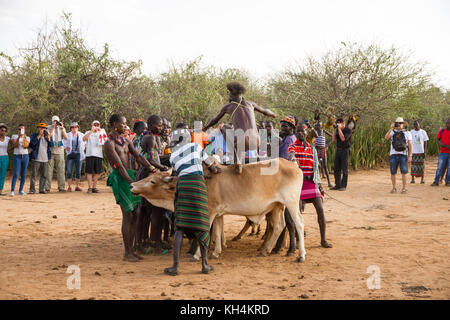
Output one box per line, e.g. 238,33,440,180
83,120,107,193
45,115,68,192
64,122,85,192
385,117,413,194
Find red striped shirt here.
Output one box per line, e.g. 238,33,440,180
288,140,314,175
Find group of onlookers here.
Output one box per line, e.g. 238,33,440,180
385,117,450,194
0,116,107,196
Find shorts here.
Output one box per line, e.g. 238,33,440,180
389,154,408,175
85,156,103,174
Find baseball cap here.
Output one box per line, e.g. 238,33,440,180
52,116,60,122
92,120,100,126
37,122,47,128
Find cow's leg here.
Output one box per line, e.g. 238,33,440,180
258,213,273,252
232,219,252,241
259,204,285,256
255,224,261,235
272,226,287,254
210,216,223,259
285,200,306,263
284,209,296,256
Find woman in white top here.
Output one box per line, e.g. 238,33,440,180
0,123,11,195
64,122,85,192
9,124,31,196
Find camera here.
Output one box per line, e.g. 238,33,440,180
394,122,400,128
56,121,62,126
333,124,338,129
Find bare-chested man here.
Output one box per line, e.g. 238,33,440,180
203,82,276,171
137,115,170,253
105,114,156,262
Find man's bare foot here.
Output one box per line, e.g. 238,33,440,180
201,264,214,274
123,254,141,262
164,266,178,276
321,241,333,248
234,164,242,174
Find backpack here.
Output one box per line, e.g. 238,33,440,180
437,128,445,141
392,130,407,152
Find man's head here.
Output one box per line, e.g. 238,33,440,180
295,124,307,142
147,115,163,135
266,120,275,135
0,123,7,136
315,121,323,131
227,82,246,101
162,118,171,137
280,116,295,137
52,115,60,126
336,117,345,129
37,122,47,134
18,124,25,134
258,120,266,130
413,120,420,131
109,114,127,135
69,122,79,133
133,121,147,136
446,118,450,130
394,117,405,130
176,122,188,130
92,120,101,129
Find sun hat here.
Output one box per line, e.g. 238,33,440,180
37,122,47,128
92,120,100,125
0,123,8,130
52,115,60,122
395,117,405,123
70,122,79,129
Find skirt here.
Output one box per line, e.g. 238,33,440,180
174,174,210,248
300,179,323,201
411,153,425,177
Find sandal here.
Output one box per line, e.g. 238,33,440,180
401,189,407,194
390,188,397,194
92,188,100,193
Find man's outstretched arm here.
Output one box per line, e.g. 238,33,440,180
253,103,276,118
203,107,227,131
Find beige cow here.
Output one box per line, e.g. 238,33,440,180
131,158,306,262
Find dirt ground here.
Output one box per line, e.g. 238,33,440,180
0,157,449,300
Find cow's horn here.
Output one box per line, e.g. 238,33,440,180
161,176,174,183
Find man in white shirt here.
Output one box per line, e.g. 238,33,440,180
45,115,68,192
409,120,429,184
385,117,413,194
83,120,107,193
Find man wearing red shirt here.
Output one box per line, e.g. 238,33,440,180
431,119,450,186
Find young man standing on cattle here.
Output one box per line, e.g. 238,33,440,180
138,115,170,253
164,131,221,276
288,124,332,248
202,82,276,172
104,114,156,262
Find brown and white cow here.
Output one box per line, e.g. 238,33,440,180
130,158,306,262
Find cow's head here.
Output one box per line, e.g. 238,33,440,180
130,170,177,212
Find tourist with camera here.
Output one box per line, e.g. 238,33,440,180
45,115,68,193
9,124,30,196
29,123,52,194
65,122,85,192
83,120,107,194
385,117,413,194
331,117,353,191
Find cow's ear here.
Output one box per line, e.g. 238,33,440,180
160,176,174,183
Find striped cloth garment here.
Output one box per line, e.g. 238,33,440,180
288,140,314,176
170,142,212,177
314,135,326,148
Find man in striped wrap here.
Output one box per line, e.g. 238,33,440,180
164,130,221,276
288,124,332,248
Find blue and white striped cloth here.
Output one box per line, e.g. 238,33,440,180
314,135,326,148
170,142,211,177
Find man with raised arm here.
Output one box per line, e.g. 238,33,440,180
202,82,276,172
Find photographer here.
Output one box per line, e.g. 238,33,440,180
331,117,353,191
45,116,68,193
385,117,413,194
83,120,107,194
29,123,52,194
